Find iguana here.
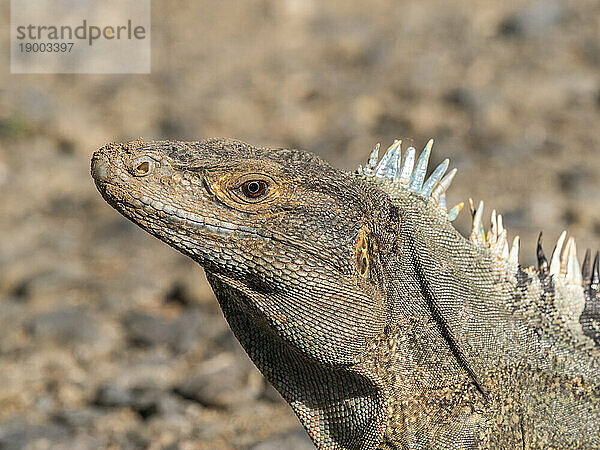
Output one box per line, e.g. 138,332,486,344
91,137,600,449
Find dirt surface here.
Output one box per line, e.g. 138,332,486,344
1,0,600,448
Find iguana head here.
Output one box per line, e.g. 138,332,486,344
91,138,391,366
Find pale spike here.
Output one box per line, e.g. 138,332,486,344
438,192,447,210
497,214,504,238
509,236,520,265
567,239,582,284
366,143,380,170
560,237,574,276
497,229,507,257
447,202,464,221
549,231,567,276
478,216,485,244
398,147,416,184
491,226,502,253
421,159,449,197
468,198,476,217
386,140,403,179
470,200,485,244
488,209,498,247
409,139,433,192
536,232,549,273
431,183,443,203
431,168,457,202
502,239,510,260
389,145,403,179
375,140,400,177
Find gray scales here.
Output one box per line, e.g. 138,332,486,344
91,138,600,449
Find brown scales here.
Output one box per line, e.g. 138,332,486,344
92,137,600,449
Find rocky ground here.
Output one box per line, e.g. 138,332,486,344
1,0,600,448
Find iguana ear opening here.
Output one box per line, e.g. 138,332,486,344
356,226,370,278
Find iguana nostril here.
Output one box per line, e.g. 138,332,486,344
136,161,149,173
132,159,154,177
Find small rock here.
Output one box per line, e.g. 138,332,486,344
127,388,161,420
0,420,68,450
122,311,174,348
444,88,479,111
173,353,261,408
95,384,182,421
558,166,593,194
26,305,98,342
164,282,193,305
499,1,566,37
54,407,104,428
51,433,104,450
113,430,149,450
122,307,224,352
169,306,225,352
250,428,313,450
94,385,135,408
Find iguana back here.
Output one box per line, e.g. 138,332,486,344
91,137,600,449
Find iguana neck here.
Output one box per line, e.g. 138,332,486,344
367,190,600,446
205,271,388,449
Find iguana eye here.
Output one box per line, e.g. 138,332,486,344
241,180,268,199
218,173,277,208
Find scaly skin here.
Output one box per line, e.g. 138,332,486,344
92,138,600,449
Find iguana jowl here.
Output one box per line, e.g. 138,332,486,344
91,138,600,449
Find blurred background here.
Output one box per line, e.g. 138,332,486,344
1,0,600,448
